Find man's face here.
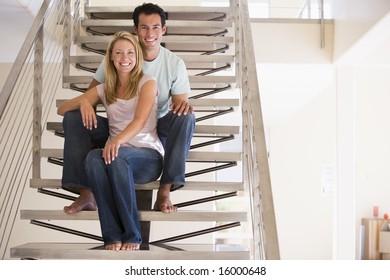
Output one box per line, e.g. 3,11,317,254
134,13,166,51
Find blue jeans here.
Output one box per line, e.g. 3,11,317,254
157,110,195,191
61,110,109,194
61,109,195,193
85,147,163,245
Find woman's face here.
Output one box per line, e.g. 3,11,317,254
111,39,137,74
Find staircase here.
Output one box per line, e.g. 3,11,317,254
8,1,251,260
11,1,250,259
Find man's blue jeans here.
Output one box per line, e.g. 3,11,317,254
157,110,195,190
61,110,109,194
85,147,163,245
61,109,195,193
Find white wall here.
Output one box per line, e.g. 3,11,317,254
269,84,336,259
355,66,390,256
259,0,390,260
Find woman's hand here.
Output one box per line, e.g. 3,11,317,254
80,99,97,130
102,138,121,164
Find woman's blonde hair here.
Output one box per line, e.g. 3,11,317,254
104,31,144,104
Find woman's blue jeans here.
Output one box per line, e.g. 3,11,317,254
85,147,163,245
61,109,195,194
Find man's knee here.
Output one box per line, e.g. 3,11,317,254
63,110,81,124
180,112,196,127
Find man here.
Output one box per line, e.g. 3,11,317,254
60,3,195,214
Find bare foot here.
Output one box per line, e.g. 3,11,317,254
153,185,177,213
105,242,122,251
64,188,97,214
121,243,140,251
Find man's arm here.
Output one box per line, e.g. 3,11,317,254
87,78,101,91
87,59,105,90
169,58,193,116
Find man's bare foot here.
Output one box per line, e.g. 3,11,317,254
153,185,177,213
63,188,97,214
121,243,140,250
105,242,122,251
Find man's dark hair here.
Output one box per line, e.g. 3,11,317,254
133,3,167,28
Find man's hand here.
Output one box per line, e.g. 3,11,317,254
170,94,194,116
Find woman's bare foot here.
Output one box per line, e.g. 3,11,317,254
63,188,97,214
105,242,122,251
153,185,177,213
121,243,140,251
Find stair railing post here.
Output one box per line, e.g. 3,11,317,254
62,0,72,85
32,26,44,179
319,0,325,49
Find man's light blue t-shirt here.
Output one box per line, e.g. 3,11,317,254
94,45,190,119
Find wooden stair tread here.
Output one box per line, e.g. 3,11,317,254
81,19,232,28
11,242,249,260
76,35,232,44
20,210,247,222
47,123,240,135
46,122,240,135
70,54,234,63
40,149,241,161
56,98,239,108
84,6,231,14
30,179,244,191
63,75,236,84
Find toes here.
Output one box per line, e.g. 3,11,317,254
121,243,140,250
105,242,122,250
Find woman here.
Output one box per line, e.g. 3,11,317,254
57,31,164,250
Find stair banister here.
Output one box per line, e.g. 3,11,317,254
234,0,280,260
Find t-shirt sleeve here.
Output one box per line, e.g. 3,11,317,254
96,84,105,105
93,59,106,83
170,59,191,95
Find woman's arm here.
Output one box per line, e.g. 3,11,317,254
57,87,101,130
103,79,157,164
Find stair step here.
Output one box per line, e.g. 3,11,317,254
70,54,235,64
75,35,233,44
30,179,244,192
56,98,239,108
84,6,231,15
20,210,247,222
11,242,249,260
40,149,242,162
63,75,236,85
46,122,240,135
81,19,232,28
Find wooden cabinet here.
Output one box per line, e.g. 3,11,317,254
362,218,390,260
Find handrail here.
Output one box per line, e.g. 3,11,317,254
0,0,74,260
234,0,280,259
